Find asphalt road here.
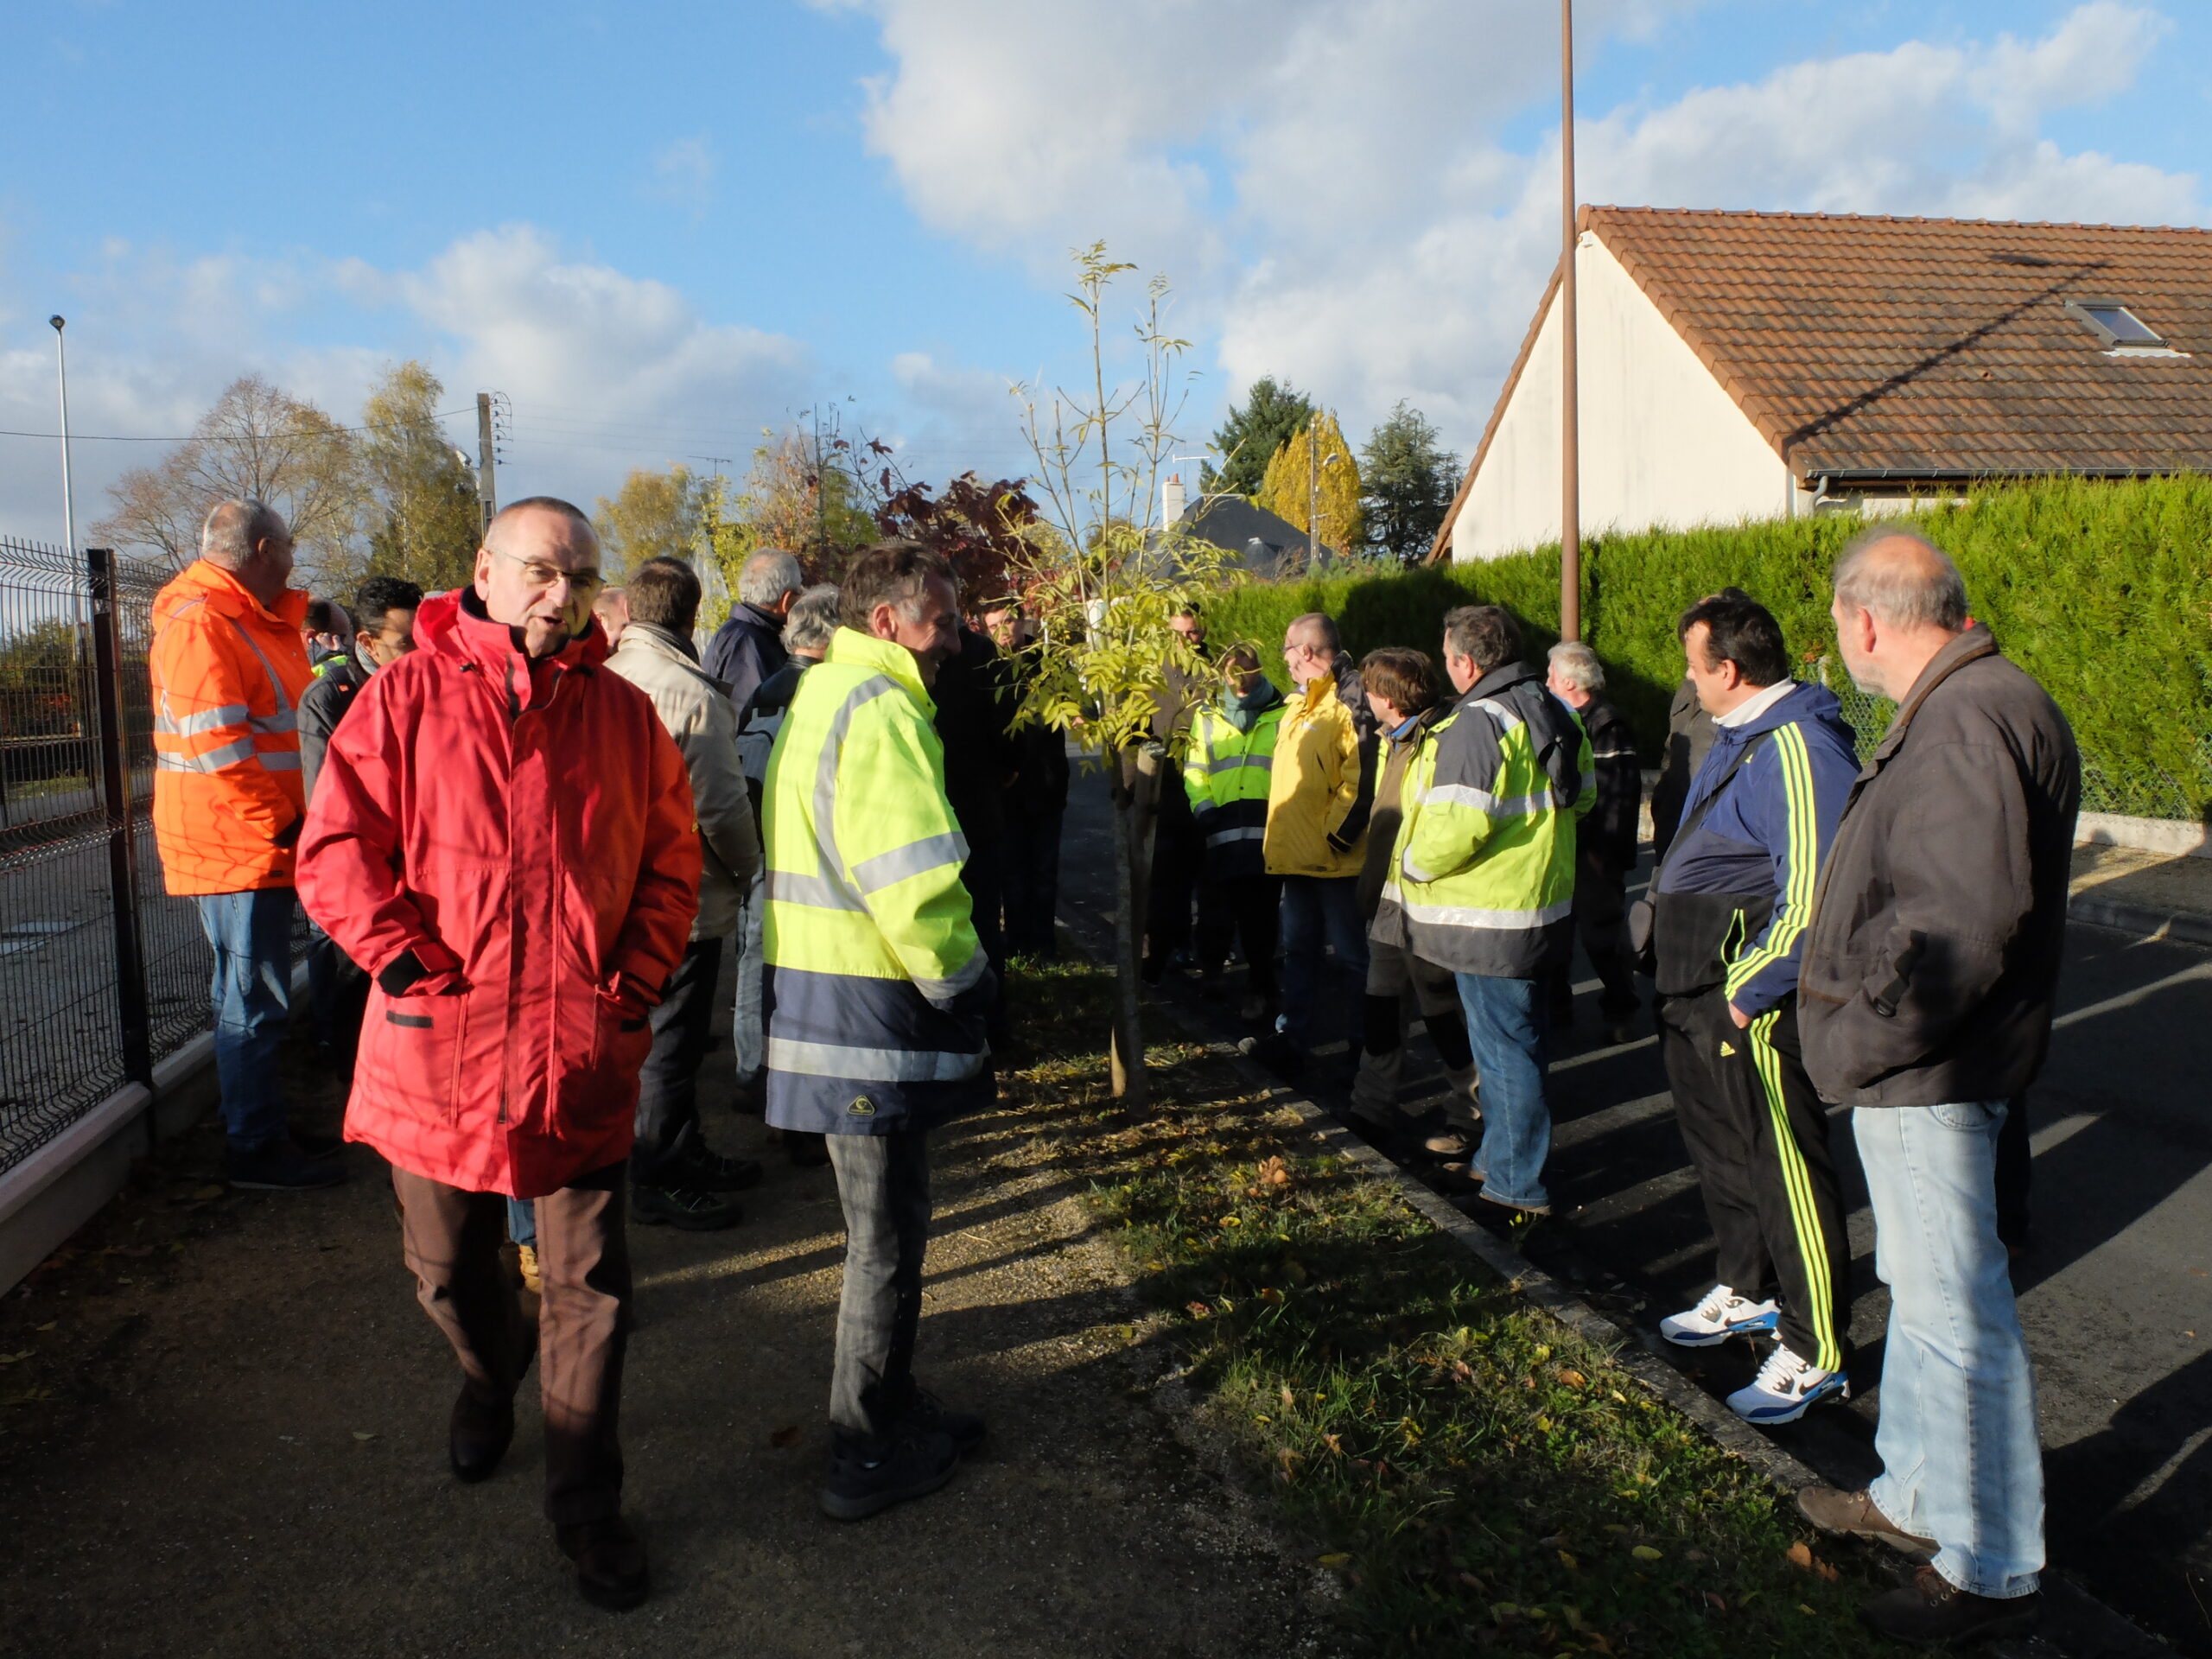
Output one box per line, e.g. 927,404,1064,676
1057,760,2212,1655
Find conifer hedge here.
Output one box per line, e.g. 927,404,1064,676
1199,476,2212,820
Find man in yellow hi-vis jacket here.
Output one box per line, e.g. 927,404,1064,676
761,542,993,1524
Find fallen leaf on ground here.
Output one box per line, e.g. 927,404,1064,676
192,1185,225,1202
1185,1300,1211,1319
769,1426,802,1448
352,1432,377,1441
1280,1383,1294,1408
1556,1549,1579,1569
1703,1591,1728,1612
33,1323,55,1333
1255,1155,1291,1186
1316,1553,1351,1569
1630,1544,1663,1562
0,1351,33,1366
1556,1369,1586,1388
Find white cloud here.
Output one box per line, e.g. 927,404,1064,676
0,226,817,548
831,1,2201,455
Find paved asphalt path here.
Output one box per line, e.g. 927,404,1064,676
1056,760,2212,1655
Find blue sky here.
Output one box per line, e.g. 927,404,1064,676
1,0,2203,548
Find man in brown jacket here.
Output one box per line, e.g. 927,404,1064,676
1794,530,2077,1649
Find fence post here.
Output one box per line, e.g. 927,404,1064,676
86,548,153,1086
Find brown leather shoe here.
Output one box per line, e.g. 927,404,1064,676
1862,1565,2039,1649
556,1516,649,1611
448,1386,515,1484
1797,1485,1937,1558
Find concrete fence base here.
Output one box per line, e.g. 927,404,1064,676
0,963,308,1294
2076,811,2212,861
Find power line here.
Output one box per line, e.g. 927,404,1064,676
0,406,478,444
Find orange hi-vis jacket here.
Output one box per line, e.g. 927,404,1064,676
148,560,313,895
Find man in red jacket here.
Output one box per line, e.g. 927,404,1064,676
298,498,698,1611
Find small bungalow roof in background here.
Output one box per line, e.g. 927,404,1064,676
1165,493,1337,580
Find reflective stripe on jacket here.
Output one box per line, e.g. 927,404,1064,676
1182,699,1282,880
1385,660,1594,978
1265,676,1369,880
762,627,992,1136
296,589,701,1198
148,560,313,895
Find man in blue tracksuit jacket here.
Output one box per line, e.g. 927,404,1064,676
1648,590,1859,1427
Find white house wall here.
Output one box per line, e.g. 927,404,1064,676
1452,236,1794,563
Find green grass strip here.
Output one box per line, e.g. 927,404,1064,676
1000,957,1894,1656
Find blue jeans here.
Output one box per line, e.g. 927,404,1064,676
1453,973,1551,1211
506,1198,537,1248
1854,1101,2044,1599
194,889,294,1152
1279,876,1369,1053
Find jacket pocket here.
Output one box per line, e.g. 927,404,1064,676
589,994,654,1077
364,994,466,1118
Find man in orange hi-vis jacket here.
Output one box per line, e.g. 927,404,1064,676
149,498,337,1192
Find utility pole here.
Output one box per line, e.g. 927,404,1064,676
475,392,499,532
1559,0,1583,641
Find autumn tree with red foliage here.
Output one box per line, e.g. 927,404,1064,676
874,472,1041,607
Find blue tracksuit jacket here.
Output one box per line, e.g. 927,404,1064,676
1654,680,1859,1018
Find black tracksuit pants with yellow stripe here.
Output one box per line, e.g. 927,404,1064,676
1660,988,1850,1372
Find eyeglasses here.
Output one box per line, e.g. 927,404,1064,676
488,546,604,594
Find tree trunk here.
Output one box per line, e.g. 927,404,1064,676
1101,743,1159,1110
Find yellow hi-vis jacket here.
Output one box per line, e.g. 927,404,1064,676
1182,685,1283,880
760,627,993,1135
1380,660,1594,978
1264,676,1370,880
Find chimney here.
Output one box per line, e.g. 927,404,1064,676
1161,473,1187,527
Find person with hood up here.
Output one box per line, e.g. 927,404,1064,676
1646,590,1859,1427
298,498,700,1612
1180,643,1287,1026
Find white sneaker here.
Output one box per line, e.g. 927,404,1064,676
1726,1343,1849,1425
1659,1284,1780,1348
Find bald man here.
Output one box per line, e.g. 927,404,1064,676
1793,529,2077,1648
148,499,335,1189
300,498,699,1611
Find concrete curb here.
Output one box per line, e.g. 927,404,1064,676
1054,907,2164,1657
2068,892,2212,950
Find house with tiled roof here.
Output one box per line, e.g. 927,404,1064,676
1430,207,2211,563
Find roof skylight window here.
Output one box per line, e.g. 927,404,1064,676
2064,300,2188,358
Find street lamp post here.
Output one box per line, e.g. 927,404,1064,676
51,315,78,556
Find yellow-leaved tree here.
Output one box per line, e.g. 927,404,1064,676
1257,410,1363,568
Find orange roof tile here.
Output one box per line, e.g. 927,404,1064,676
1429,207,2212,562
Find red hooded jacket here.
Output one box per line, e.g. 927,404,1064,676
297,589,701,1197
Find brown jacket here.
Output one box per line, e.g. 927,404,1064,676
1357,705,1444,918
1797,626,2079,1108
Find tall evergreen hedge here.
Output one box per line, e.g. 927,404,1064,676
1199,476,2212,821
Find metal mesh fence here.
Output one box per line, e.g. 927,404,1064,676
0,537,305,1176
1814,657,2212,820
